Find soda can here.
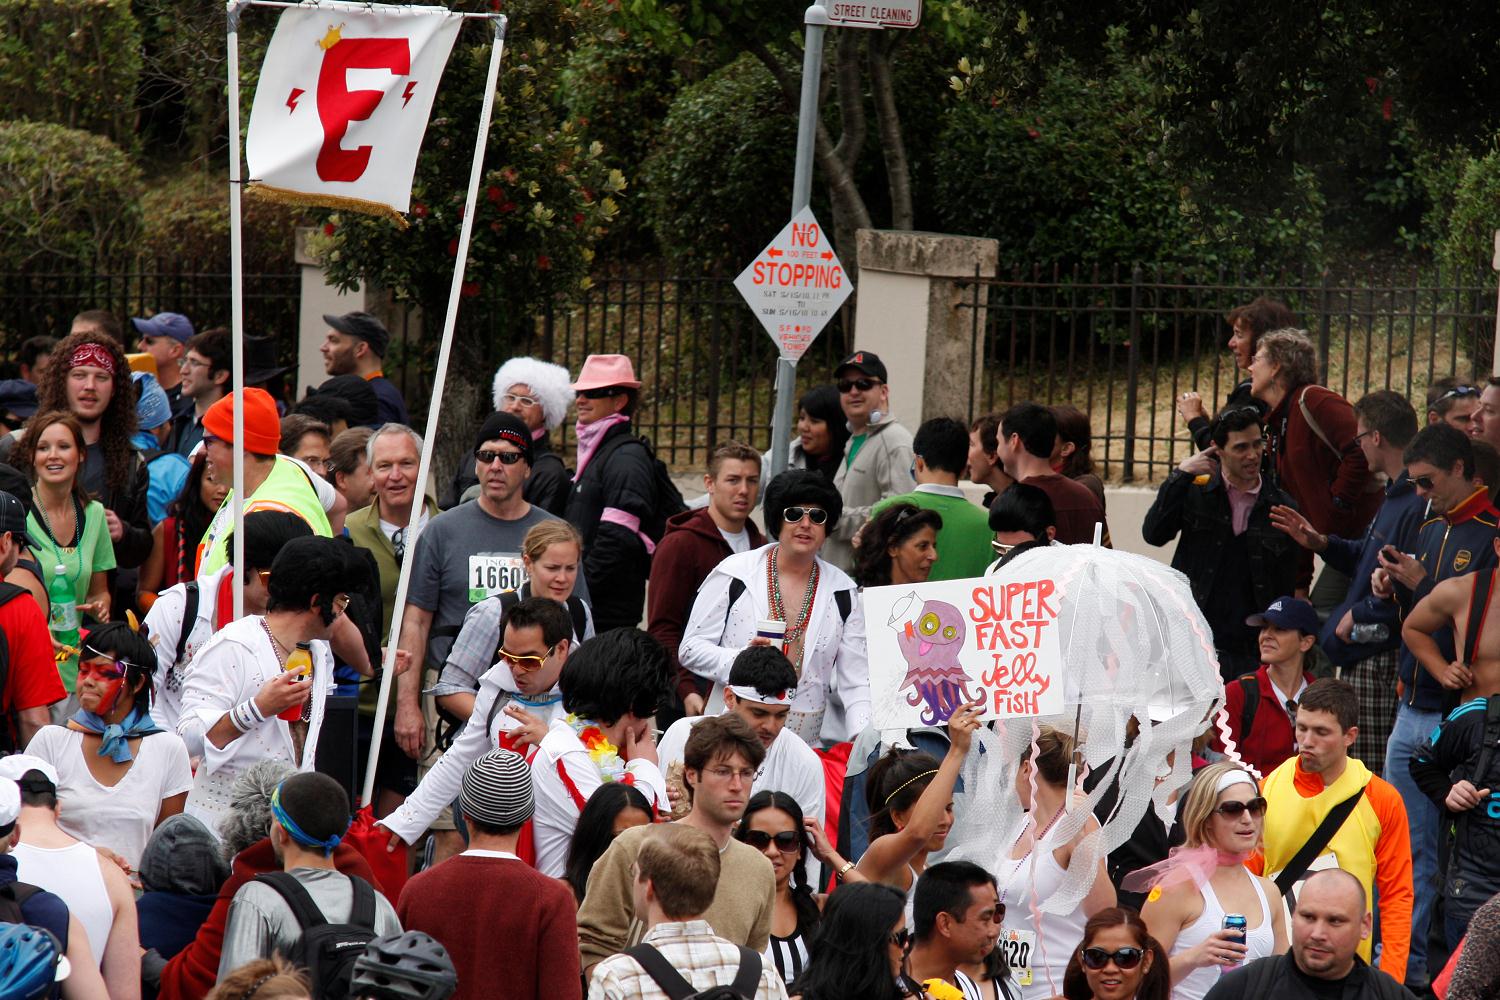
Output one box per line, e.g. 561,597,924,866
1222,913,1248,966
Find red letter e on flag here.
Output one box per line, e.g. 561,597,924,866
316,38,411,182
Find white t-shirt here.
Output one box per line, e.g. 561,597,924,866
379,507,430,549
24,726,193,870
144,564,233,736
658,713,825,824
719,527,751,554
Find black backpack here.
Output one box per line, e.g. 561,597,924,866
588,432,687,545
625,942,761,1000
0,881,41,923
254,871,379,1000
0,582,33,752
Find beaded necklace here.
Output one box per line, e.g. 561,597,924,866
260,618,310,723
767,544,818,672
31,488,81,552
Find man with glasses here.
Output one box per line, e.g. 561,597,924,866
1248,680,1413,987
564,353,675,632
1143,406,1302,681
658,644,825,823
179,535,374,835
907,861,1003,1000
580,713,774,977
1216,597,1318,780
444,356,574,513
170,327,231,457
132,311,193,409
1426,376,1482,433
395,412,576,861
824,350,914,571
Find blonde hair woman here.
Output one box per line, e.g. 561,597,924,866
1134,761,1287,999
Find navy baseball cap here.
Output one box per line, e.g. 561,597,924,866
131,312,194,344
0,491,38,550
1245,596,1320,635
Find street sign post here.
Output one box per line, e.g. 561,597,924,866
827,0,922,29
734,207,853,363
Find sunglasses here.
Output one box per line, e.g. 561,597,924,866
837,377,882,393
475,449,525,466
991,540,1017,557
1412,474,1437,491
1436,385,1481,403
740,829,802,853
1213,796,1268,819
499,644,557,672
888,928,913,951
500,393,540,408
577,386,625,399
1081,947,1145,971
783,506,828,526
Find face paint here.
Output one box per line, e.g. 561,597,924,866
77,657,128,716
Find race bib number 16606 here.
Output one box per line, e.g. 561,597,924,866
467,554,526,603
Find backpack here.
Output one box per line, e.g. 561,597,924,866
589,432,687,545
625,942,761,1000
0,582,33,752
1238,674,1260,739
722,577,853,635
0,881,41,923
254,871,379,1000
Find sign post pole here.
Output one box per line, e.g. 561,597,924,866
769,1,831,481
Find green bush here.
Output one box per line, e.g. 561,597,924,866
1436,146,1500,275
0,0,142,148
641,54,797,274
0,121,142,268
138,171,307,274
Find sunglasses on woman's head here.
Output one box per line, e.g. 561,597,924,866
1213,796,1268,819
740,829,801,852
1081,946,1144,970
783,506,827,526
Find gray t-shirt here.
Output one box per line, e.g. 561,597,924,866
218,868,401,977
406,500,586,669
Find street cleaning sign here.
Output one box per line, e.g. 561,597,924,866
827,1,922,29
733,207,853,361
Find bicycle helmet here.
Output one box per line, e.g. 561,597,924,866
348,931,457,1000
0,924,66,1000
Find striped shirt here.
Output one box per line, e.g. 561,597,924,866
766,927,810,986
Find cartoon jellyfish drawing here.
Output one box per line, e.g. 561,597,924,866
894,598,974,724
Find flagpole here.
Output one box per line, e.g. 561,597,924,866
227,0,247,620
362,14,508,807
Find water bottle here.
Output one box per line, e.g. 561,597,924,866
47,563,78,652
1349,623,1389,643
278,642,314,722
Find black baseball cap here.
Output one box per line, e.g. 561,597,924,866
0,491,38,549
1245,596,1320,636
323,311,391,358
834,350,887,383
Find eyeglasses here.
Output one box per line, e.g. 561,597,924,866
1212,796,1268,819
1413,474,1437,491
783,506,828,526
498,644,557,672
576,386,625,400
475,449,525,466
740,829,801,853
500,393,540,408
837,377,882,393
330,593,352,617
257,569,272,587
888,928,913,951
179,357,208,371
1080,947,1145,971
991,540,1018,557
392,526,406,563
703,765,758,783
76,660,127,682
1436,385,1481,404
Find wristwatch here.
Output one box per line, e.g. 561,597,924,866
836,861,856,881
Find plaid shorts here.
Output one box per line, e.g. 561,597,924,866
1338,648,1399,776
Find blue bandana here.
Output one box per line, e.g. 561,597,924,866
512,692,563,709
270,784,348,857
72,706,163,763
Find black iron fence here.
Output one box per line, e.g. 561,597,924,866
960,265,1498,483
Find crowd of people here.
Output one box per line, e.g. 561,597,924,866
2,301,1500,1000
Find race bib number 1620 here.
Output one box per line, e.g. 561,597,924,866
467,554,526,603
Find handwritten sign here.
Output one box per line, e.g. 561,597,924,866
863,567,1064,729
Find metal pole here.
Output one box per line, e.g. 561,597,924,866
226,1,247,619
363,16,508,807
768,1,830,480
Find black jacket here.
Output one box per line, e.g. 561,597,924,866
1187,378,1267,452
442,434,570,516
564,421,656,633
1205,954,1415,1000
1411,694,1500,919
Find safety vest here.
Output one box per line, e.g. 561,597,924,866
196,456,332,574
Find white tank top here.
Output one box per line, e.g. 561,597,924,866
1170,869,1275,1000
999,848,1090,1000
13,841,111,967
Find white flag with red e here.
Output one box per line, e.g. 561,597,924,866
245,1,462,223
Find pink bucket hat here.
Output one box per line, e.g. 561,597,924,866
570,354,642,392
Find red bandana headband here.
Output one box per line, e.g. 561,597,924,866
69,343,116,374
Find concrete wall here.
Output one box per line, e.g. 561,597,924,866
294,228,364,398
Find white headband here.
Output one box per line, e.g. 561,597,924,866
1215,769,1259,795
727,684,795,706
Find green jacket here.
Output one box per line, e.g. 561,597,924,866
345,498,440,640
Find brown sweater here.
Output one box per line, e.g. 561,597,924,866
576,822,775,976
397,853,581,1000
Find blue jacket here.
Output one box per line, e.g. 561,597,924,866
1319,471,1428,667
1395,488,1500,711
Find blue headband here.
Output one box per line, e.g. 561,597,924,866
270,784,346,857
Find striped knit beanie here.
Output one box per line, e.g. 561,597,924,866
459,749,535,827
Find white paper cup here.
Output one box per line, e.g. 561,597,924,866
755,619,787,643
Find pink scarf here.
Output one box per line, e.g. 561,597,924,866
1121,845,1252,893
573,413,630,480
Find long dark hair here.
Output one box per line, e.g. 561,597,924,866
564,782,652,903
28,330,137,497
791,882,909,1000
169,453,222,583
735,791,821,939
853,502,942,587
798,385,850,479
866,749,941,842
1049,404,1096,479
1061,907,1171,1000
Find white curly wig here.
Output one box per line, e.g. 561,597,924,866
492,356,574,431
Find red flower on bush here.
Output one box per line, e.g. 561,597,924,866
487,186,502,203
537,254,552,270
412,202,429,218
461,281,481,297
447,238,459,257
323,223,336,237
